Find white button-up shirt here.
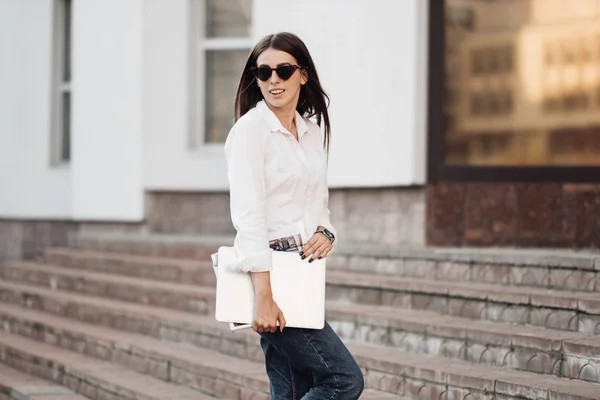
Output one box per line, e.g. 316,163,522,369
224,100,337,273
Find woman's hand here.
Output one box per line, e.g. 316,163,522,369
253,293,286,333
300,229,333,263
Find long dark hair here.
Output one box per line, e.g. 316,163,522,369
234,32,331,153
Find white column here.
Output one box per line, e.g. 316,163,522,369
0,0,72,219
71,0,144,220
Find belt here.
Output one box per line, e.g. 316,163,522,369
269,234,303,252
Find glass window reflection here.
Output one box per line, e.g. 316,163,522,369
444,0,600,166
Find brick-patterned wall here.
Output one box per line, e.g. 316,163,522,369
329,187,425,246
0,187,427,266
146,192,234,235
427,183,600,248
147,188,427,246
0,220,77,264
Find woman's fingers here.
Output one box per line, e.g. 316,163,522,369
253,299,285,333
299,237,318,259
309,242,331,261
301,234,332,261
278,311,286,332
301,233,326,255
253,320,274,333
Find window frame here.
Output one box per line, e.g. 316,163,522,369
190,0,253,149
50,0,72,165
427,0,600,183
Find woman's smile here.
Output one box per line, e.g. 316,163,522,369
269,88,285,97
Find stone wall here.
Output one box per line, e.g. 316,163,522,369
145,188,427,247
427,183,600,248
0,220,148,266
0,220,76,265
0,187,427,265
328,187,425,246
146,192,234,235
8,182,598,264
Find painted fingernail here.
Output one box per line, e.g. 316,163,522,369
318,256,322,260
299,251,304,256
308,258,313,263
301,255,306,260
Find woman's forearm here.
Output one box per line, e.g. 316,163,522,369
250,271,273,298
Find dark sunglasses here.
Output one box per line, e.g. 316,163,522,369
251,64,304,82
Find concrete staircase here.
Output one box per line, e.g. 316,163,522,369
0,363,89,400
0,232,600,399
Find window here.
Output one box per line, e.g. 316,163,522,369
542,39,594,113
470,46,513,76
199,0,252,144
428,0,600,183
469,90,512,116
447,7,475,30
52,0,72,163
437,0,600,169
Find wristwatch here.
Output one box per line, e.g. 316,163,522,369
315,228,335,243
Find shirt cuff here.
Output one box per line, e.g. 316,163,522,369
225,248,273,273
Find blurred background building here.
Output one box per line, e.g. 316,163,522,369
1,0,599,263
430,0,600,247
445,0,600,166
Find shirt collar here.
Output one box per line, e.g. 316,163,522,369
256,100,308,139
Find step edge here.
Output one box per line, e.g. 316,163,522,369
71,232,600,268
2,306,599,399
0,331,215,399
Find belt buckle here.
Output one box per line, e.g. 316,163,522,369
270,235,300,252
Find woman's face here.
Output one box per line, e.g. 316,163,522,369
255,48,307,111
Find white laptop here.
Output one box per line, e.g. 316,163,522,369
212,246,326,331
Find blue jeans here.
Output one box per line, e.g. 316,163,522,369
259,321,364,399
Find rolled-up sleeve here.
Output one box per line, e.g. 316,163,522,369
224,120,272,272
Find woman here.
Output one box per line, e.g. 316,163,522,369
224,32,365,400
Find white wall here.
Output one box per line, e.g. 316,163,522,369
0,0,72,219
0,0,427,221
71,0,144,220
0,0,144,221
143,0,428,191
142,0,230,191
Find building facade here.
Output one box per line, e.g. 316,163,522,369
428,0,600,248
1,0,599,263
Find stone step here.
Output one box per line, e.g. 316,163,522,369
43,247,216,286
0,279,265,363
42,245,600,299
329,248,600,293
70,232,600,292
1,279,599,384
326,270,600,333
40,246,600,334
2,261,214,314
347,340,600,400
0,363,89,400
70,233,223,261
0,302,598,400
0,332,215,400
0,303,398,400
5,260,600,334
328,304,600,383
0,303,268,399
